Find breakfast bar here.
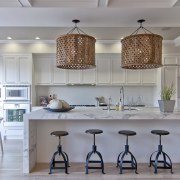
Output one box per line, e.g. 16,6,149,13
23,107,180,173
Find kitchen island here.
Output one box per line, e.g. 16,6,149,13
23,107,180,173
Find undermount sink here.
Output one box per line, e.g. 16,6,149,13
102,107,139,111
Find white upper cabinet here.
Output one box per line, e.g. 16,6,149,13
126,69,141,84
96,54,111,84
111,54,126,84
34,55,52,85
3,54,32,84
67,70,81,84
33,53,157,86
81,68,96,84
141,69,157,84
19,56,32,84
53,60,67,84
0,56,3,84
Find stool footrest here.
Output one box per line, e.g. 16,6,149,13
50,167,66,170
88,160,102,163
121,166,136,170
151,160,172,168
118,160,136,166
86,166,103,169
53,160,67,164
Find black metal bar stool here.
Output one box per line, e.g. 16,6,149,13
149,130,173,174
85,129,105,174
116,130,138,174
49,131,69,174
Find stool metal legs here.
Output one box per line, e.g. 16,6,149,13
149,145,173,174
49,137,69,174
116,136,138,174
85,134,105,174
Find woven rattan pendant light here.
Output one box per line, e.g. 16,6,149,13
56,19,96,69
121,19,163,69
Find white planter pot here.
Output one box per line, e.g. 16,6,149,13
158,100,175,113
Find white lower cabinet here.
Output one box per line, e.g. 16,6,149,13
3,123,23,140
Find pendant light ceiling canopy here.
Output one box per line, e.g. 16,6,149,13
121,19,163,69
56,19,96,69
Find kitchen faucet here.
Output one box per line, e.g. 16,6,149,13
120,86,124,111
107,97,112,112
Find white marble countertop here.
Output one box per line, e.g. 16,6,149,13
24,107,180,120
23,106,180,173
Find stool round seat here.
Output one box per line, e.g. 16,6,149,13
151,130,169,136
85,129,103,134
50,131,69,137
118,130,136,136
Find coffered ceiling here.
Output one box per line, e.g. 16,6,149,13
0,0,180,43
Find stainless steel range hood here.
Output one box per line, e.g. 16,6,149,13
66,83,96,86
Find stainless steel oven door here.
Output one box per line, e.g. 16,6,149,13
3,85,30,101
3,102,30,127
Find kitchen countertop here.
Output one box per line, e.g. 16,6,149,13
23,106,180,173
25,106,180,120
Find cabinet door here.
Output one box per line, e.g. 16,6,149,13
96,54,111,84
34,57,52,85
111,54,126,84
3,56,18,84
53,59,67,84
141,69,157,84
0,56,2,84
67,70,81,84
126,69,141,84
81,68,96,84
19,56,32,84
163,66,177,100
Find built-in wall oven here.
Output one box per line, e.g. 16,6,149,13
2,85,31,139
3,102,30,126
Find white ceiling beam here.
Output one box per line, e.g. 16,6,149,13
18,0,32,7
98,0,109,7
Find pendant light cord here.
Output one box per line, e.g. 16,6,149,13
67,19,87,35
130,19,153,36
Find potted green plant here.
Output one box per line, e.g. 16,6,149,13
158,83,176,112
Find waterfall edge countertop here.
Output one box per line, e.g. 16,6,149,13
24,107,180,120
23,107,180,174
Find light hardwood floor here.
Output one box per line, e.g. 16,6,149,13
0,140,180,180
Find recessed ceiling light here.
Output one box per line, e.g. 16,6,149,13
7,37,12,40
35,37,40,40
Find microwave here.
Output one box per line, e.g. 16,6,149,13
3,85,30,101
